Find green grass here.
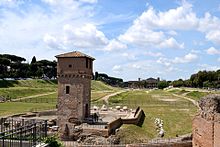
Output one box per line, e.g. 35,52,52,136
168,89,189,95
0,79,57,99
0,102,56,116
91,80,118,91
0,79,57,88
0,87,56,99
0,79,118,116
0,80,118,100
91,91,113,102
109,90,197,142
19,93,57,103
186,91,209,101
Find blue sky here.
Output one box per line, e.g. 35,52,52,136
0,0,220,81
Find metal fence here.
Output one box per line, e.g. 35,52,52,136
0,118,47,147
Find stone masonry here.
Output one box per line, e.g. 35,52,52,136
192,94,220,147
56,51,95,140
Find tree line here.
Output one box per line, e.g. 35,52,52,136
172,70,220,88
93,72,123,86
0,54,57,79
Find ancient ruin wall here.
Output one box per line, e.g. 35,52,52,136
192,94,220,147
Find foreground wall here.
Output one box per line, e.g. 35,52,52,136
192,94,220,147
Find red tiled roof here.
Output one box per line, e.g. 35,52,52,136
55,51,95,60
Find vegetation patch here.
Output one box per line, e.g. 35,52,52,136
109,90,197,142
186,91,209,101
0,102,55,116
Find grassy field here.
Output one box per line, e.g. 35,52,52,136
0,102,55,116
0,80,57,99
91,80,118,91
0,79,118,116
0,80,203,142
185,91,209,101
167,88,215,101
109,90,197,143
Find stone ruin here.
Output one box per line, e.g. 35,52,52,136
193,94,220,147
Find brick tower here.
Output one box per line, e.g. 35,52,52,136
55,51,95,139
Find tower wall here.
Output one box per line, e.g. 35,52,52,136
56,54,93,140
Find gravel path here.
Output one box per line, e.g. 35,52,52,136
172,93,199,108
100,90,127,104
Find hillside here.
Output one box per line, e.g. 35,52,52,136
0,79,118,116
91,80,117,91
0,79,57,88
0,79,117,100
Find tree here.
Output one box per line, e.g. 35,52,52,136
31,56,36,64
0,57,10,79
172,79,184,87
157,81,169,89
94,72,99,80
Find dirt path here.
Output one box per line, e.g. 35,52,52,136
11,92,56,102
172,93,199,108
100,90,127,104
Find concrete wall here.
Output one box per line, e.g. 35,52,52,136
214,122,220,147
107,118,123,135
122,109,145,126
37,110,56,117
192,116,214,147
83,128,109,137
192,114,220,147
107,108,145,136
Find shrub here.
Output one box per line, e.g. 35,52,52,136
44,135,63,147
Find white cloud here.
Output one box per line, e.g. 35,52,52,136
131,64,142,70
79,0,97,3
119,27,183,49
158,37,184,49
167,30,178,36
112,65,123,73
118,1,220,48
205,30,220,44
0,0,23,7
122,53,136,60
104,39,127,51
43,34,63,49
218,58,220,62
136,2,198,30
0,0,102,61
118,2,191,49
157,57,171,66
206,47,220,55
199,13,220,44
63,24,108,48
197,64,220,71
157,53,198,65
144,51,163,57
173,53,198,63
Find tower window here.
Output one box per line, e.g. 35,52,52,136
66,86,70,94
69,64,72,68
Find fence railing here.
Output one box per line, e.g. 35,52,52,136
0,118,47,147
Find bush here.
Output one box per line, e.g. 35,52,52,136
44,135,63,147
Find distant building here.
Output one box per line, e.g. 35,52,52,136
144,77,160,89
56,51,95,140
126,77,160,89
